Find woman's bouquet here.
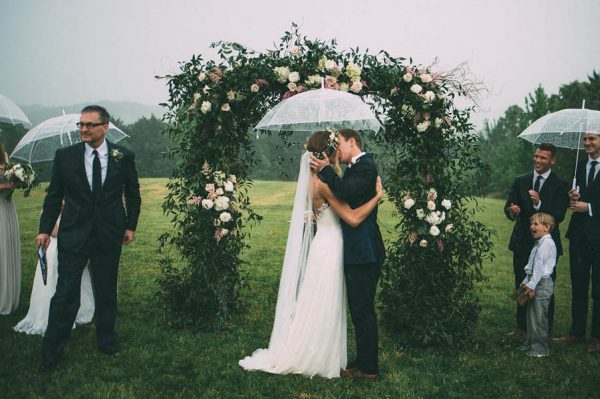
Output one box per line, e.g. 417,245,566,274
3,162,39,197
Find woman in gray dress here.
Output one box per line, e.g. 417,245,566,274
0,143,21,315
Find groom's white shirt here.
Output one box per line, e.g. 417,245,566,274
84,140,108,189
348,152,366,168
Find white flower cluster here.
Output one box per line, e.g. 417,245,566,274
188,169,239,242
403,188,454,250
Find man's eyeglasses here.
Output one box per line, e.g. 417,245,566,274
76,122,106,129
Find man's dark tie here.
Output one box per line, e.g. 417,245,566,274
588,160,598,188
534,175,542,192
92,150,101,198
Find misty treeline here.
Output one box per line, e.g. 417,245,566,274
477,70,600,197
2,71,598,186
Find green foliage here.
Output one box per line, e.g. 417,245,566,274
157,24,493,344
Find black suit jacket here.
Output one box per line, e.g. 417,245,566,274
566,159,600,245
504,171,569,256
39,141,141,254
318,154,385,265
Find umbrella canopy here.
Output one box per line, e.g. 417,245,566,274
254,88,382,135
0,94,32,128
10,114,128,163
518,108,600,149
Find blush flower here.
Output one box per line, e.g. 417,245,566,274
219,212,232,223
429,225,440,236
250,83,260,93
221,103,231,112
441,199,451,209
214,196,230,211
419,239,428,248
403,72,413,82
201,199,214,209
427,200,436,211
200,101,212,114
404,198,415,209
410,84,423,94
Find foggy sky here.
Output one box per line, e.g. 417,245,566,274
1,0,599,128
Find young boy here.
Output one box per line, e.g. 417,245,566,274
519,212,557,357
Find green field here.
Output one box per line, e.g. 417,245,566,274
1,179,598,398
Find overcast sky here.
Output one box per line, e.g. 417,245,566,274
1,0,599,128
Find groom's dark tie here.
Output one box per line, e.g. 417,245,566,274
92,150,101,198
533,175,542,192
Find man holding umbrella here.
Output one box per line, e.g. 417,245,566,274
553,132,600,353
504,143,569,337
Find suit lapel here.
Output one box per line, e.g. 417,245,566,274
76,143,92,195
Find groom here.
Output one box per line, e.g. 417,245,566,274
310,128,385,380
36,105,141,369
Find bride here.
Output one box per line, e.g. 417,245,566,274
239,130,383,379
14,210,95,335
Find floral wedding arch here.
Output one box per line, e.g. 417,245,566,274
158,25,493,346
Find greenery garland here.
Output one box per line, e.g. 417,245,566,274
158,24,493,346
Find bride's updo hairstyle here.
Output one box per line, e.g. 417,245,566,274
306,129,342,175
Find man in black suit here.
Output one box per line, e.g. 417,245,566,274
553,132,600,353
504,143,569,337
36,105,141,369
310,129,385,380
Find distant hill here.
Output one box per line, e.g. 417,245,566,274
20,101,165,126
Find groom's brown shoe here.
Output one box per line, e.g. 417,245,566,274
550,335,584,344
341,368,378,381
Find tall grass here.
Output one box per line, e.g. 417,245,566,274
0,179,597,398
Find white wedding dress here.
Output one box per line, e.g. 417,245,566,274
239,153,347,379
14,236,95,335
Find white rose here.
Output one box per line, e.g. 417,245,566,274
410,84,423,94
403,72,413,82
416,209,425,219
214,196,230,211
288,71,300,83
350,81,363,93
219,212,232,223
200,101,212,114
193,92,201,101
201,199,214,209
224,181,234,192
287,82,297,92
198,72,206,81
430,225,440,236
221,228,229,236
325,60,336,71
445,224,454,233
404,198,415,209
227,90,236,101
273,66,290,83
420,73,433,83
423,91,436,102
250,83,259,92
427,200,436,211
426,212,440,226
434,117,443,128
221,103,231,112
416,120,430,133
216,187,224,196
306,75,322,87
289,45,300,56
339,82,350,92
419,239,428,248
441,199,451,209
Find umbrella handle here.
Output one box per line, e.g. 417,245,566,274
572,178,578,191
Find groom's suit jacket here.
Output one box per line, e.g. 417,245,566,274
39,140,141,254
566,159,600,245
318,153,385,265
503,170,569,256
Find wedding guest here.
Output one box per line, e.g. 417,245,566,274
0,143,21,315
519,212,556,357
14,203,95,335
36,105,141,370
504,143,569,337
553,132,600,353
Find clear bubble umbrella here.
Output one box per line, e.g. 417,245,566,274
518,103,600,188
10,113,128,163
0,94,32,128
254,86,382,136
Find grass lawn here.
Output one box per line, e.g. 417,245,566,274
1,178,598,398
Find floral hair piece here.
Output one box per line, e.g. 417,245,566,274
307,128,340,160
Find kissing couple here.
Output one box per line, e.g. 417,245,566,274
239,128,385,379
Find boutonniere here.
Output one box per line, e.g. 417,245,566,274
109,148,123,161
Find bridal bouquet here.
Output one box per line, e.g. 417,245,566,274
3,162,39,197
403,187,453,251
188,162,240,243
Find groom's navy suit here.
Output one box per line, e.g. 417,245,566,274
504,170,569,331
319,153,385,374
40,140,141,364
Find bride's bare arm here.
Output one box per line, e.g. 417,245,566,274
319,177,383,227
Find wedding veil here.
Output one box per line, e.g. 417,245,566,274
240,152,314,366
